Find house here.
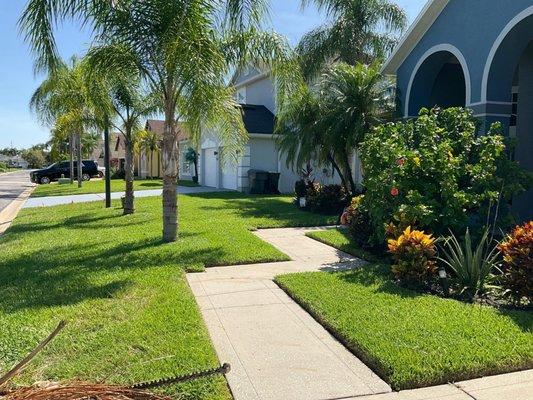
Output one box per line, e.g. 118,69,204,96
92,133,126,171
197,67,342,193
136,119,193,180
383,0,533,220
0,154,28,169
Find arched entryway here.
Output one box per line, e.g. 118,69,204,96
406,46,470,117
484,12,533,221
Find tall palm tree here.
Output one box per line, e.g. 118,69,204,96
277,62,394,197
88,70,158,215
20,0,296,242
30,58,97,188
298,0,407,79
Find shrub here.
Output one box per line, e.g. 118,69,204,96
306,184,348,214
360,107,531,246
0,162,7,172
345,196,374,248
294,179,307,198
498,221,533,305
388,226,437,284
438,229,500,299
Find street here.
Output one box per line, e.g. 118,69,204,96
0,170,33,213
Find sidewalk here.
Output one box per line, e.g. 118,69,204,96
187,227,390,400
187,227,533,400
23,185,224,208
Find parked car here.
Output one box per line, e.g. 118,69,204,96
30,160,100,184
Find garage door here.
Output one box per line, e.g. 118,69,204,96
203,148,218,188
221,162,238,190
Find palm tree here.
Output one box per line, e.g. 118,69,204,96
89,70,158,215
298,0,407,79
276,62,394,197
21,0,296,242
139,130,160,180
30,58,97,188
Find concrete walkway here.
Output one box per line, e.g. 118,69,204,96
187,227,533,400
187,227,391,400
23,185,223,208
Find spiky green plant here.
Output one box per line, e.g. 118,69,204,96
438,229,501,299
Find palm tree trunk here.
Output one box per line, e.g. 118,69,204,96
161,106,179,242
149,150,154,179
123,135,135,215
193,149,199,183
343,154,357,197
327,154,348,194
69,133,74,184
76,133,82,188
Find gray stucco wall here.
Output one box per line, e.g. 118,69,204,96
245,78,276,113
249,137,279,171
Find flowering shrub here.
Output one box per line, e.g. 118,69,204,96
344,196,374,248
498,221,533,305
306,183,348,214
360,107,531,245
388,227,437,284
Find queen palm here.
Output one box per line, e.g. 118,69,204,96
21,0,294,242
30,58,97,187
298,0,407,79
90,70,158,215
277,62,394,197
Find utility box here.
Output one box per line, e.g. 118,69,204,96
248,170,280,194
266,172,280,194
248,169,269,194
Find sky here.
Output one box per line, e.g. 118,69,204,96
0,0,426,149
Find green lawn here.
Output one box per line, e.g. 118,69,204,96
0,193,336,398
276,265,533,391
31,178,198,198
306,227,385,262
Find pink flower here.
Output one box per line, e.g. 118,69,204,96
396,158,405,166
390,187,399,197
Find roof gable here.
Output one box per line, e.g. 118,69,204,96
382,0,450,75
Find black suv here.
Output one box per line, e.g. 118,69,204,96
31,160,100,184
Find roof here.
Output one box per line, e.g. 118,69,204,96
145,119,189,141
382,0,450,75
239,104,275,135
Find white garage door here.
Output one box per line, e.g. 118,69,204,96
203,148,218,188
221,162,238,190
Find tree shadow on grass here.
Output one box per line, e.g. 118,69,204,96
186,192,335,227
0,234,227,313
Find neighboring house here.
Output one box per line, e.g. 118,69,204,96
92,133,126,171
0,154,28,169
198,67,343,193
136,119,192,180
383,0,533,220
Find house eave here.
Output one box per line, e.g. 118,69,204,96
382,0,450,75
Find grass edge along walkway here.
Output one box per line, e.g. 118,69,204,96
275,264,533,391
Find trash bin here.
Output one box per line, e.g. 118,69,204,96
248,169,269,194
267,172,280,194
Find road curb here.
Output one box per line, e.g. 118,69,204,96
0,184,36,235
